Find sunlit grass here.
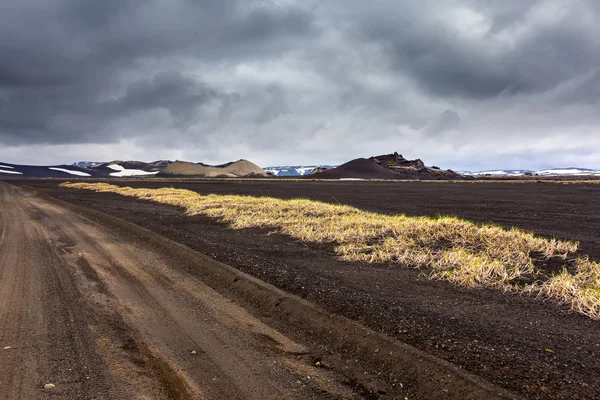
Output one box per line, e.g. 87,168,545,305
62,182,600,319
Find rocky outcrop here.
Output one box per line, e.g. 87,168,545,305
309,166,331,175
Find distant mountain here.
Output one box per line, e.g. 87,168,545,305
0,159,267,179
309,152,461,180
460,168,600,177
5,158,599,180
459,170,534,177
263,166,336,176
536,168,600,176
161,160,266,177
71,161,104,168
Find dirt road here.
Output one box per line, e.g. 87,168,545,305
0,182,514,399
0,182,355,399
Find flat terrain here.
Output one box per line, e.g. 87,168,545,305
5,179,600,399
1,181,516,400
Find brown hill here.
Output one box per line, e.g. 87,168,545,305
160,159,266,177
310,152,461,180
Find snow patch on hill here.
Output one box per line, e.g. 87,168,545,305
49,167,91,177
107,164,160,177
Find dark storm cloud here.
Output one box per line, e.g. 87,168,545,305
355,1,600,99
57,0,313,64
0,70,225,144
105,72,222,125
0,0,315,145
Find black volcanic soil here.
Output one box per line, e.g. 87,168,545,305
20,179,600,399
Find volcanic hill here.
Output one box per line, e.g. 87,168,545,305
161,160,266,177
309,152,461,180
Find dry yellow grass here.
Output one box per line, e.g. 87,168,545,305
62,182,600,319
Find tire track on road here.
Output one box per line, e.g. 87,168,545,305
0,183,110,399
0,182,362,400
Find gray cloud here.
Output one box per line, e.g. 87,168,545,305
105,72,221,125
356,1,600,99
0,0,314,146
1,0,600,170
0,71,225,145
422,110,461,136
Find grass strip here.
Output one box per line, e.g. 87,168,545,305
62,182,600,319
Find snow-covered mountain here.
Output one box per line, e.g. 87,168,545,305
535,168,600,176
71,161,104,168
459,168,600,177
263,166,336,176
459,170,534,177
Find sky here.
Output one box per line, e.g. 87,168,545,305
1,0,600,171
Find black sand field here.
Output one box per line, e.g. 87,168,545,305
16,179,600,399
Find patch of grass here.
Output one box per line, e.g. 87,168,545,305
62,182,600,319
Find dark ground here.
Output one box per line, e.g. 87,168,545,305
17,179,600,399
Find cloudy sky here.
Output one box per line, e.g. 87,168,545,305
1,0,600,170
